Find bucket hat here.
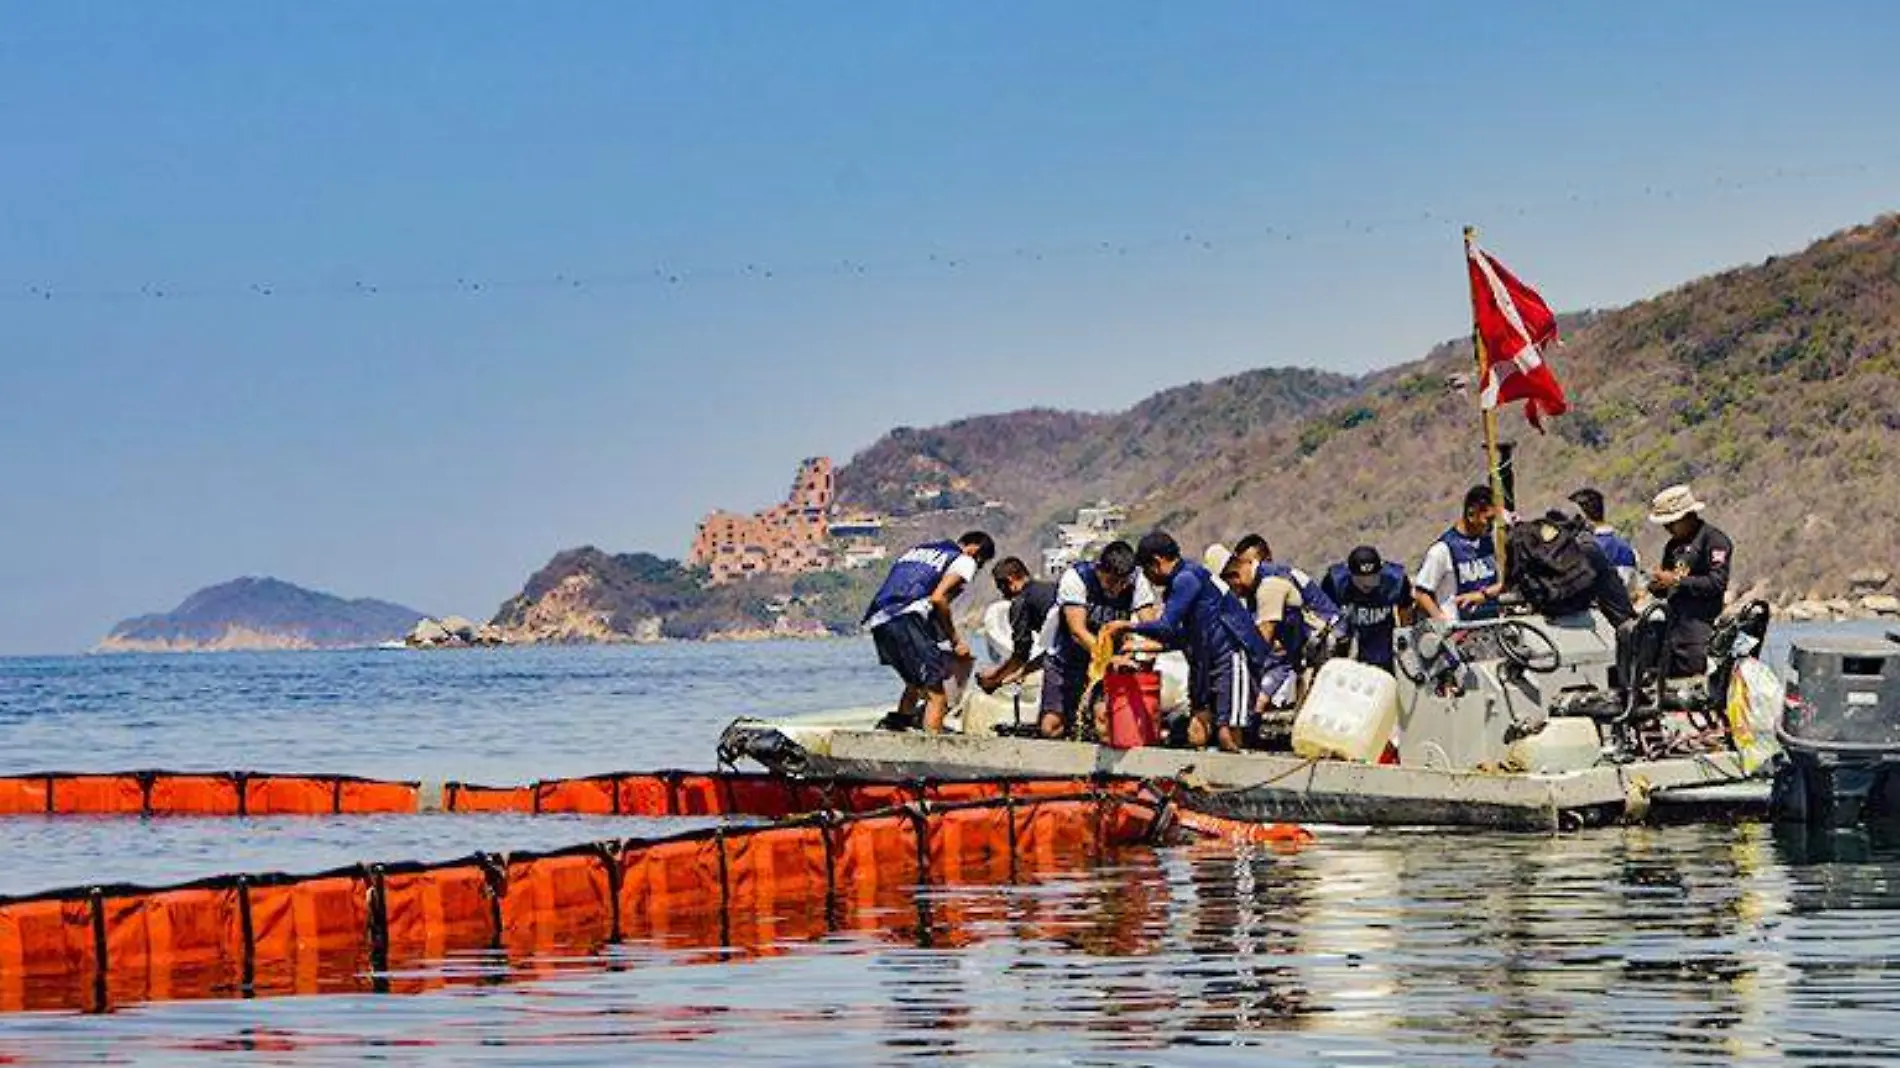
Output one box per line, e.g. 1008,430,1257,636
1647,483,1706,525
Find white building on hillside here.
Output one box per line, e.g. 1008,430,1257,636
1040,500,1127,576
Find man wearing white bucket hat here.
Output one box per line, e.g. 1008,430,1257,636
1644,483,1733,678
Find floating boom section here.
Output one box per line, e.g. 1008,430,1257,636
0,769,1145,819
0,786,1204,1014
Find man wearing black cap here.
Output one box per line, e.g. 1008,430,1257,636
1319,546,1418,673
1099,531,1268,752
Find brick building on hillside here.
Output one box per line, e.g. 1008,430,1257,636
688,457,836,584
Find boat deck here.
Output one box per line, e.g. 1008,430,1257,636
719,715,1763,832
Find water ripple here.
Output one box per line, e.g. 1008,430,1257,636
2,640,1900,1063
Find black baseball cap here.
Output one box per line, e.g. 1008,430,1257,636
1347,546,1382,576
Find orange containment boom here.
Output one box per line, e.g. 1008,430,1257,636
0,789,1162,1015
1164,806,1317,849
0,769,1156,819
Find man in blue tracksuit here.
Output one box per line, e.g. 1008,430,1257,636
1319,545,1417,673
1100,531,1268,753
862,531,996,733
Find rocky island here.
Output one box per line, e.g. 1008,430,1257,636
97,577,428,653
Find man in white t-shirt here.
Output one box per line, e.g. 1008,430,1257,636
1414,485,1504,623
1038,540,1158,739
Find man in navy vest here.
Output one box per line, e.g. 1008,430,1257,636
862,531,996,733
1038,540,1156,739
1100,531,1268,753
1414,485,1504,622
1230,533,1342,629
1568,487,1641,595
1320,546,1417,673
1213,546,1309,715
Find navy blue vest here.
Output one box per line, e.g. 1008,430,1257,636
1248,564,1312,664
1259,561,1339,622
863,540,961,624
1323,562,1411,668
1594,530,1637,571
1438,527,1500,621
1052,562,1138,665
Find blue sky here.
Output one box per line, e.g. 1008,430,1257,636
3,2,1897,653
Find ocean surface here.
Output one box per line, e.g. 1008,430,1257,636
3,628,1900,1065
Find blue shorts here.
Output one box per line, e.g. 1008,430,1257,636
1193,650,1257,730
1039,655,1087,723
871,613,948,689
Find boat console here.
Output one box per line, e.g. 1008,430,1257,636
1388,600,1771,773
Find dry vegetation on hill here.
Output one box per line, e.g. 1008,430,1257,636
489,214,1900,642
837,215,1900,606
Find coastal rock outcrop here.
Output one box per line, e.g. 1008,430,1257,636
404,616,509,648
486,548,686,645
1850,570,1893,594
1864,595,1900,618
1781,601,1827,623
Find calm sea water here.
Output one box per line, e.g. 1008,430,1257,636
3,631,1899,1065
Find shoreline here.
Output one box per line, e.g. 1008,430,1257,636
82,629,860,656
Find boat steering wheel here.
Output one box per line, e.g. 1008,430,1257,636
1495,619,1563,674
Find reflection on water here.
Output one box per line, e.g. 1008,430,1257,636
4,640,1900,1062
9,828,1900,1065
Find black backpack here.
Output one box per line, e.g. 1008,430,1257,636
1508,511,1601,616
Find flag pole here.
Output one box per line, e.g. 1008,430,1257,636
1464,226,1510,574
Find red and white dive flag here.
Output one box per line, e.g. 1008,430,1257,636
1466,241,1567,430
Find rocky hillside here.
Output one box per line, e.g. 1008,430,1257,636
834,214,1900,610
833,366,1362,570
487,548,865,643
98,577,426,652
489,214,1900,643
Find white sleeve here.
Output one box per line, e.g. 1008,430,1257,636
1057,569,1089,606
1131,573,1158,611
948,555,978,584
1414,543,1453,601
1034,603,1060,658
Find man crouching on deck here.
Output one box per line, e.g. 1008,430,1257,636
1040,539,1158,740
862,531,996,734
1100,531,1268,753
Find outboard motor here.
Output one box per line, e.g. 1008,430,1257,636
1771,632,1900,826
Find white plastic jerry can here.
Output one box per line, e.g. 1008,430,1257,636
1292,659,1401,763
